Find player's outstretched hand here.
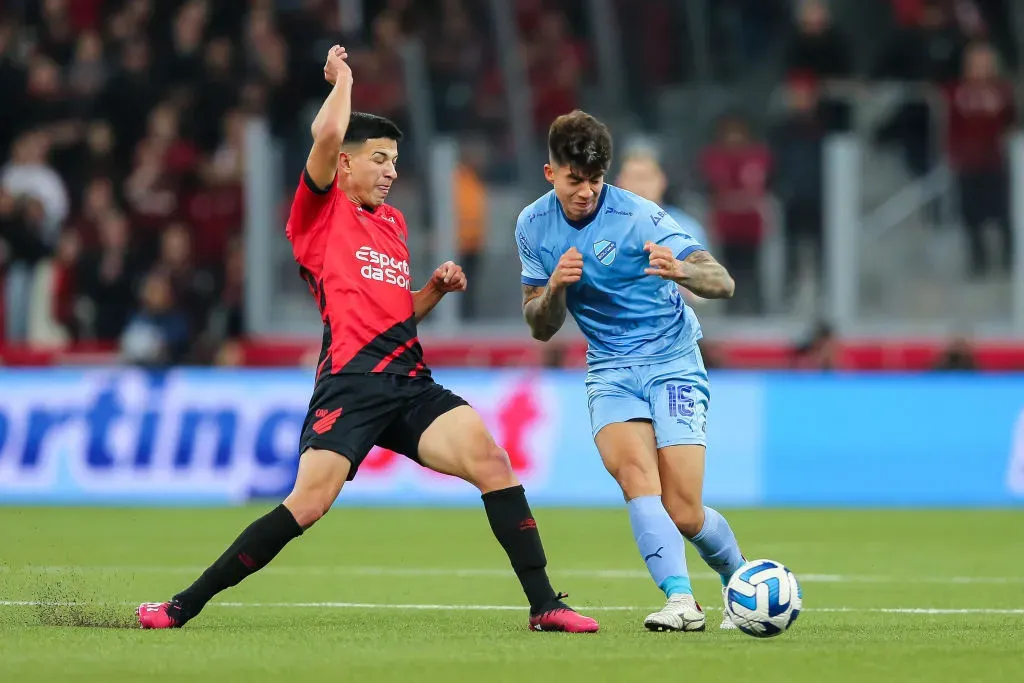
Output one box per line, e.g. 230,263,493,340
550,247,584,292
644,241,683,281
324,45,352,85
430,261,467,293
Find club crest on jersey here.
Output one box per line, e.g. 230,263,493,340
593,239,616,266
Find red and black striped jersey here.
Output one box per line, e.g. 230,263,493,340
285,170,428,379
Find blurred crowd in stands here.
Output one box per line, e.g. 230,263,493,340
695,0,1017,313
0,0,1019,368
1,0,262,364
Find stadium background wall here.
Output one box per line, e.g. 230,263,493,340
0,369,1022,507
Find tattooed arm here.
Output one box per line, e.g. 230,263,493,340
644,243,735,299
676,249,736,299
521,246,582,341
522,284,569,341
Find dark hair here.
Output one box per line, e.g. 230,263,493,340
343,112,403,145
547,110,613,177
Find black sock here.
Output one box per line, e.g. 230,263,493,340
482,485,557,613
172,504,303,622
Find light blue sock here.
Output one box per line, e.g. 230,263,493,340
687,506,746,586
627,496,691,597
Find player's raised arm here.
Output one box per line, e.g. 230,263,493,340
306,45,353,191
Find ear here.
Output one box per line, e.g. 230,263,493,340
543,163,555,184
338,151,352,175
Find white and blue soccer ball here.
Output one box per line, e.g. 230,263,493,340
725,559,802,638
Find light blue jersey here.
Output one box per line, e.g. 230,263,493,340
516,184,707,370
516,184,713,448
516,186,746,605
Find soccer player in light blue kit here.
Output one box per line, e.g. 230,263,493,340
517,110,746,632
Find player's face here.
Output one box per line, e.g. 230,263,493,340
545,163,604,221
340,138,399,207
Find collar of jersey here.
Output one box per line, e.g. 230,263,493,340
348,197,383,216
557,184,608,230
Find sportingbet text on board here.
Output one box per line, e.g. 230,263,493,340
0,368,599,506
0,369,1022,507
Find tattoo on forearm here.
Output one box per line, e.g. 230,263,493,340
679,251,736,299
522,285,567,341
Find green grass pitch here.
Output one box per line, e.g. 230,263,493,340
1,507,1022,682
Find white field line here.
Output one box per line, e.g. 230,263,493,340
1,600,1023,616
1,564,1023,585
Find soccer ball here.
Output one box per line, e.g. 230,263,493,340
725,559,802,638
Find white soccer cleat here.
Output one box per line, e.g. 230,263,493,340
644,593,706,632
720,586,739,630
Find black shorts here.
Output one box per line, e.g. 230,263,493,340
298,372,469,479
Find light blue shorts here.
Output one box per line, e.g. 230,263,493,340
585,346,710,449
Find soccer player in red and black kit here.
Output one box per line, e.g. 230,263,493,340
137,45,598,633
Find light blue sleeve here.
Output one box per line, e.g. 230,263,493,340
645,207,707,261
515,215,549,287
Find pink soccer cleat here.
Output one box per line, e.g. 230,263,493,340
528,593,600,633
137,601,181,629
